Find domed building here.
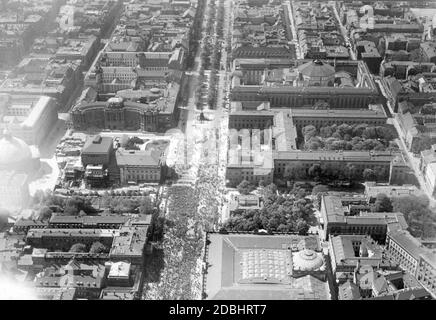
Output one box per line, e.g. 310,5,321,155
296,59,335,86
292,249,327,280
293,249,325,271
0,130,40,173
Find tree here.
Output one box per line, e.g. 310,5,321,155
89,241,108,254
38,206,53,221
296,219,310,235
302,125,317,142
363,168,377,181
139,196,154,215
69,243,87,253
411,136,433,154
284,162,306,180
63,196,96,215
237,180,256,195
308,164,323,180
373,193,393,212
305,137,322,150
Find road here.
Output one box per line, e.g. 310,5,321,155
286,1,304,59
331,2,356,61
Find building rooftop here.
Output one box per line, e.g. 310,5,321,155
364,182,423,200
115,148,162,167
204,233,329,300
49,215,129,226
289,106,386,119
27,228,119,239
82,135,113,155
388,230,431,262
109,226,149,258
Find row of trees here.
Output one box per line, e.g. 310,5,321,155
283,162,387,183
223,183,314,234
302,123,398,152
32,191,155,220
69,241,109,254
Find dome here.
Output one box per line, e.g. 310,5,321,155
292,249,324,271
0,130,32,166
297,60,335,79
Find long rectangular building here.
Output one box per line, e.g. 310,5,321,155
289,105,387,131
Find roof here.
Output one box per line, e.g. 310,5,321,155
364,183,423,199
290,107,386,119
14,219,48,228
109,226,149,258
49,215,128,226
388,231,427,261
108,261,131,278
330,235,385,267
21,96,54,128
338,281,361,300
204,233,329,300
82,135,113,154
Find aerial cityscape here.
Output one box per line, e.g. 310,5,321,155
0,0,436,302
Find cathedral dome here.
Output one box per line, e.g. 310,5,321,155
292,249,324,271
0,130,32,166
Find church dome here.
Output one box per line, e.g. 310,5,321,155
0,130,32,166
293,249,324,271
297,60,335,79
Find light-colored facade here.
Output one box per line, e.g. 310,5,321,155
0,95,58,146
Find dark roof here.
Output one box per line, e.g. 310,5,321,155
338,281,361,300
297,60,335,78
82,135,113,154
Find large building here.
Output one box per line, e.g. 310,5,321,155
231,59,379,109
34,259,106,299
386,230,436,298
116,148,163,184
329,235,398,283
320,195,408,243
289,105,387,132
48,215,129,229
71,85,180,132
108,226,150,265
81,135,114,167
26,228,117,251
203,233,331,300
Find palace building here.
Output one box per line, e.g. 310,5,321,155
70,84,180,132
